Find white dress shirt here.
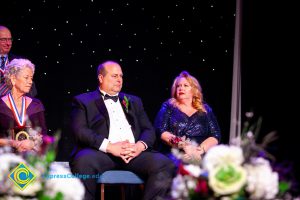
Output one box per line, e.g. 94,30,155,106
99,89,135,152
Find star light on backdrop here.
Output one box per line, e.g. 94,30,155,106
3,0,300,188
1,0,236,160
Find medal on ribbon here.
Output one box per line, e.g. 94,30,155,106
8,92,26,127
15,130,30,141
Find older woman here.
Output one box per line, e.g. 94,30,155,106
0,58,46,152
154,71,221,161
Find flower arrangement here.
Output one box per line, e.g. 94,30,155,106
170,116,298,200
0,131,85,200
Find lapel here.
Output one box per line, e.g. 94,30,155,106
119,92,129,114
119,92,135,132
94,90,110,129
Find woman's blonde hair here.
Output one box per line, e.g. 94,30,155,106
4,58,35,89
170,71,206,113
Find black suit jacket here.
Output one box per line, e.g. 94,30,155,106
70,89,156,156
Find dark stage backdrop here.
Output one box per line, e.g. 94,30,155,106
2,0,298,184
241,0,299,185
1,0,235,160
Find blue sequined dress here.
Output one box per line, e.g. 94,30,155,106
154,100,221,154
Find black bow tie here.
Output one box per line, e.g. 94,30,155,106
104,94,119,102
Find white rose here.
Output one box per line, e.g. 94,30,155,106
44,163,84,200
1,196,25,200
203,145,244,172
12,180,42,197
185,176,197,190
0,153,26,194
244,157,279,199
0,153,25,174
171,174,189,199
209,163,247,195
183,164,202,177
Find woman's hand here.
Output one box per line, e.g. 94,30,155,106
15,139,34,152
0,139,21,147
183,144,203,162
0,138,10,146
161,132,177,147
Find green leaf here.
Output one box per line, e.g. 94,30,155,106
53,192,64,200
279,181,290,194
45,150,56,163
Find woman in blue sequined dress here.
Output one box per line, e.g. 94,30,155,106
154,71,221,161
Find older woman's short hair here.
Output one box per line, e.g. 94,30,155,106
4,58,35,89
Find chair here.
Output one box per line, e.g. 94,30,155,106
97,170,144,200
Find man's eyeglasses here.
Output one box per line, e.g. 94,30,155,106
0,38,13,42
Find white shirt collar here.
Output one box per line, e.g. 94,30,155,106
98,88,119,98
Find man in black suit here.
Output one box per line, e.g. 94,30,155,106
0,25,37,96
70,60,175,200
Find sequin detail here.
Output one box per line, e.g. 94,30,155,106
154,101,221,153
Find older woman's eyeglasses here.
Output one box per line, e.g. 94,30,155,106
0,38,13,42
